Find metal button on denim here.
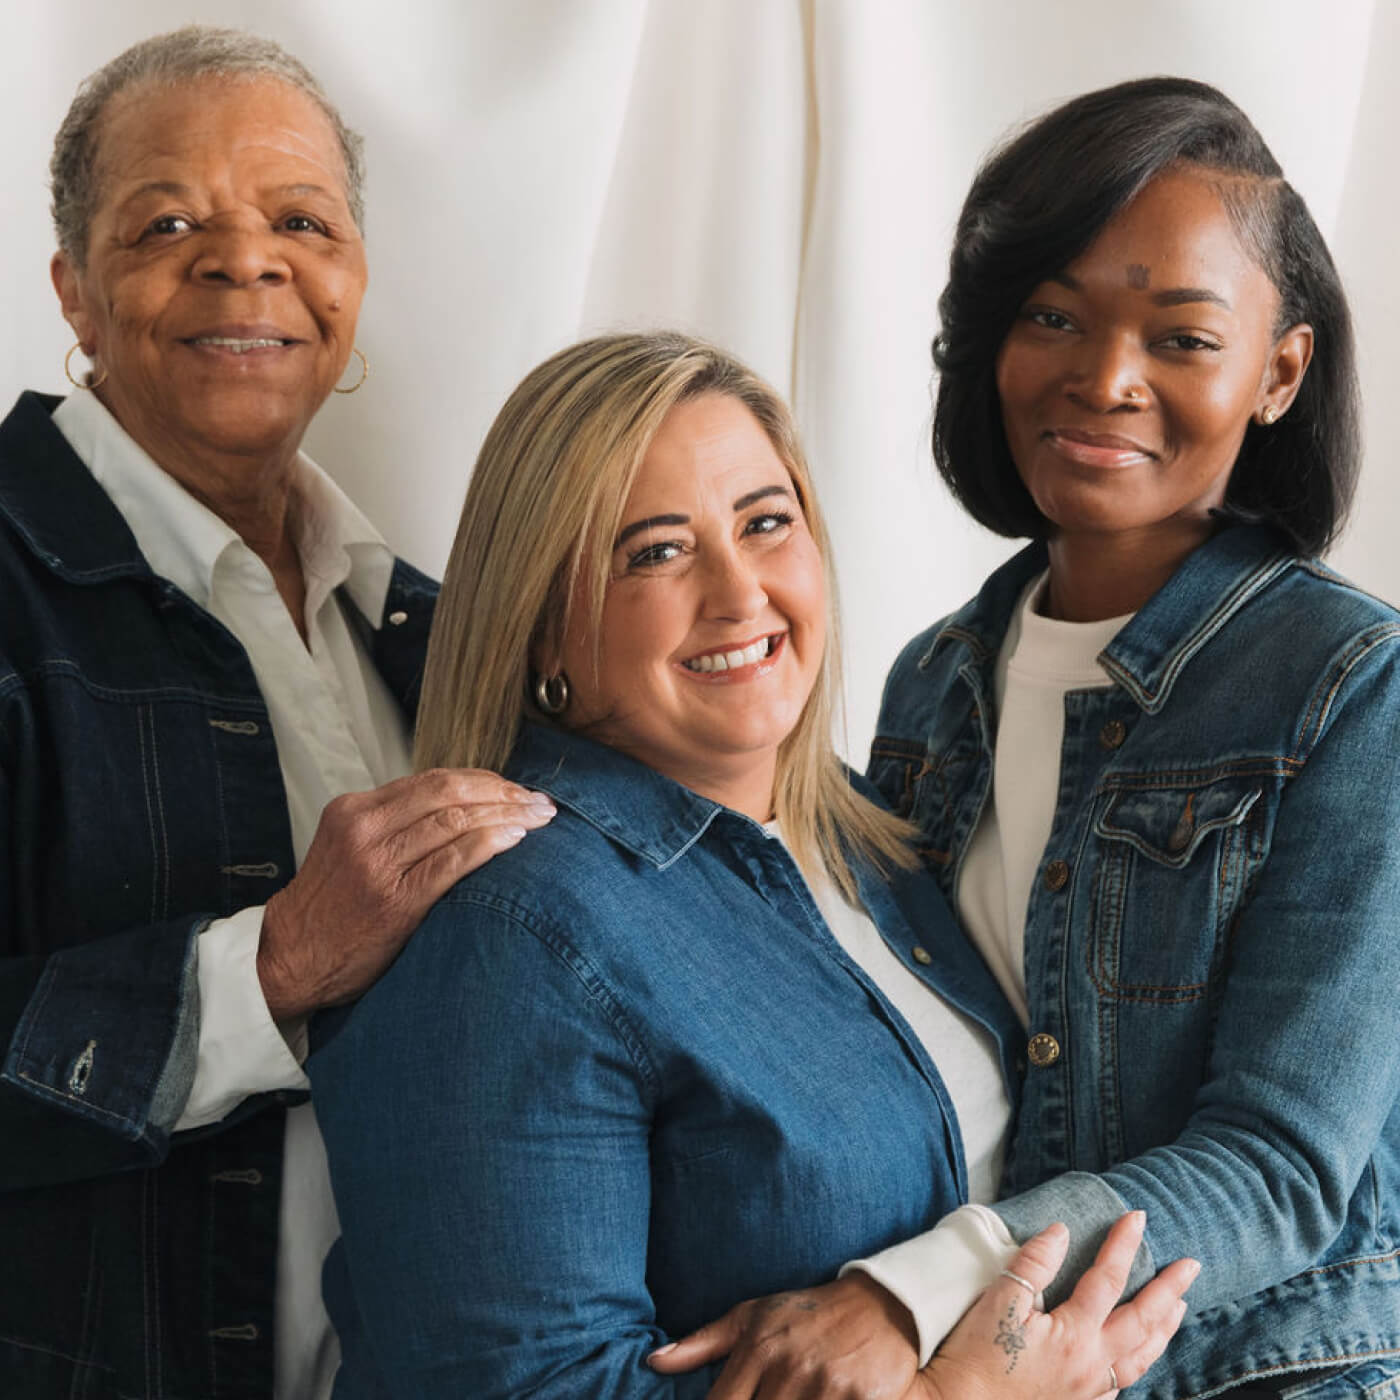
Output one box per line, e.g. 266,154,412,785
912,945,932,965
1099,719,1127,749
387,610,408,626
1043,859,1070,891
1027,1032,1061,1067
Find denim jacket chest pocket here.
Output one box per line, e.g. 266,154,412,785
869,716,988,884
1087,771,1273,1000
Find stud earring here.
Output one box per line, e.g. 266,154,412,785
1260,405,1280,426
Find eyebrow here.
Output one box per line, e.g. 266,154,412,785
613,484,794,549
1049,271,1230,309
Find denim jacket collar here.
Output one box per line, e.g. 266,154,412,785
923,525,1293,714
509,722,728,871
0,391,153,586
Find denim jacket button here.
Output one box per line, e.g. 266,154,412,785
1099,719,1127,749
1043,859,1070,891
911,945,932,965
1027,1032,1061,1068
387,610,408,626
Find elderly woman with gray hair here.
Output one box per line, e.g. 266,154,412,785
0,26,553,1399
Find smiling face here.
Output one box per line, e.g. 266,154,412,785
551,392,826,819
996,168,1311,552
51,75,366,479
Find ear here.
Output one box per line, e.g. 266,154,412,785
51,252,97,351
1257,322,1314,425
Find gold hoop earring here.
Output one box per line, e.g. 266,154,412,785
63,342,107,391
533,672,570,716
333,346,369,395
1260,405,1280,426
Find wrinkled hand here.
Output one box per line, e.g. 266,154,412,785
914,1213,1199,1400
647,1270,919,1399
257,768,555,1019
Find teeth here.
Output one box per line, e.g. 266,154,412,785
193,336,288,352
683,636,776,673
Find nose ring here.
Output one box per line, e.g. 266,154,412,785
1123,386,1142,401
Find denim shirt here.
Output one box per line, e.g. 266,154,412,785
310,722,1021,1399
872,526,1400,1399
0,392,437,1399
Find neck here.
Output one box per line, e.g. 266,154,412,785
1042,518,1214,622
95,389,309,640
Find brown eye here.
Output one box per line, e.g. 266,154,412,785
281,213,327,234
145,213,194,237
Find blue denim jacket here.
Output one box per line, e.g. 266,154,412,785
0,391,437,1398
310,722,1022,1398
872,526,1400,1399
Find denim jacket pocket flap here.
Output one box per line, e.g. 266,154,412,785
1095,778,1262,868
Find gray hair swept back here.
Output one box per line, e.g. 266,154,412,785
50,25,366,263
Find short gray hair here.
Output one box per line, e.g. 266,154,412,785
51,25,366,264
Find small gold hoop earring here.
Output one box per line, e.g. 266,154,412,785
533,672,570,716
63,342,107,391
1260,405,1280,426
333,346,369,395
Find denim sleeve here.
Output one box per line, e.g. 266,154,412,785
0,761,203,1189
309,894,712,1400
995,637,1400,1313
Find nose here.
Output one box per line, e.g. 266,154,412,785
189,224,290,287
703,545,768,621
1064,331,1146,412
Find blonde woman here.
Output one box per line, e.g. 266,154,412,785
308,333,1195,1398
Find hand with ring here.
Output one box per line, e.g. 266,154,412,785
909,1211,1200,1400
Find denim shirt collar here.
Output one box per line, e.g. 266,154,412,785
924,525,1293,713
508,722,727,871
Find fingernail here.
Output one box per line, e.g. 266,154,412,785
647,1343,677,1366
528,793,557,811
502,825,527,842
1184,1259,1202,1283
1129,1210,1146,1228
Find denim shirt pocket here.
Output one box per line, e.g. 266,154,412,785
1089,773,1266,999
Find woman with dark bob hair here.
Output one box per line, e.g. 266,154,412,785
653,78,1400,1400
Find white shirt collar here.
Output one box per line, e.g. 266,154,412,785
50,388,394,625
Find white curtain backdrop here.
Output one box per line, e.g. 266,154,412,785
2,0,1390,755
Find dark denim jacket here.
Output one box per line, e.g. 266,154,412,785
0,392,436,1399
310,722,1022,1399
872,527,1400,1400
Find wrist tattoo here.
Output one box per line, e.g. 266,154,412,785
994,1302,1028,1373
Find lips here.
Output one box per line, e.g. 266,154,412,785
1044,428,1157,467
680,633,783,674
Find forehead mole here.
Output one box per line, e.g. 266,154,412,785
1126,263,1151,290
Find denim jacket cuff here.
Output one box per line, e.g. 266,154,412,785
992,1170,1156,1308
3,916,203,1152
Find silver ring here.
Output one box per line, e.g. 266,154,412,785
999,1267,1036,1296
1107,1363,1120,1392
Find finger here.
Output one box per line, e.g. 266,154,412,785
359,767,550,829
647,1309,748,1373
1062,1211,1147,1326
389,798,555,869
1107,1296,1188,1391
1099,1258,1199,1385
405,818,548,897
989,1220,1069,1312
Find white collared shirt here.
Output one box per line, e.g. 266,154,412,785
53,389,414,1400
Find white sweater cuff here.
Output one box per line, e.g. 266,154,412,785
840,1204,1018,1366
174,908,310,1131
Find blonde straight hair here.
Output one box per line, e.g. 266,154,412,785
415,332,916,898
